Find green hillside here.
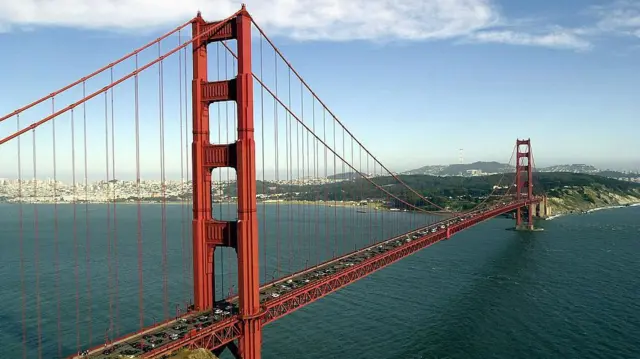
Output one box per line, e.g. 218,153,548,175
221,172,640,213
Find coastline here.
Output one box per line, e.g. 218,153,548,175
3,186,639,219
5,197,638,217
542,185,640,221
545,201,640,221
0,198,452,214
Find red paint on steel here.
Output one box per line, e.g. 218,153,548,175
234,7,262,359
515,139,535,229
191,12,215,311
191,7,262,358
140,318,242,358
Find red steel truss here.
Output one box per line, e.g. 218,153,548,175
140,319,242,358
261,199,534,324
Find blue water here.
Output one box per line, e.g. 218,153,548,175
0,204,639,358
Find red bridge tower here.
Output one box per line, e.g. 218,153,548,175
191,6,262,358
515,139,535,230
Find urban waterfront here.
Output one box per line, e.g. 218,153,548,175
0,204,638,358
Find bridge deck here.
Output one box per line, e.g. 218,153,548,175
72,200,536,359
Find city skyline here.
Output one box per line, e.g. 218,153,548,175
1,0,639,180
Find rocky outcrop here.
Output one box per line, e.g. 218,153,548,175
546,186,640,215
167,348,219,359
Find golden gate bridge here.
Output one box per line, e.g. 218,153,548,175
0,6,545,359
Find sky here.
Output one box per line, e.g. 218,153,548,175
0,0,639,182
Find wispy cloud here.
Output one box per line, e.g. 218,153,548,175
254,0,502,41
0,0,500,40
591,0,640,38
468,28,592,51
0,0,601,51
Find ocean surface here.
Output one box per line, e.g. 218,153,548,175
0,203,638,358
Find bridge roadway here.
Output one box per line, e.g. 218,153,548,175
72,199,537,359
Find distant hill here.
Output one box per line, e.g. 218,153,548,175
402,164,447,176
327,172,363,180
403,161,513,176
538,164,598,173
404,162,640,181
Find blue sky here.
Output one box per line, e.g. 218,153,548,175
0,0,639,182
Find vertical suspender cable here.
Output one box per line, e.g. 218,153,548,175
103,91,113,345
341,129,346,252
302,81,309,269
159,41,169,320
358,145,367,249
216,43,224,301
297,78,302,269
367,153,372,245
17,114,27,359
134,54,144,329
348,131,352,251
350,136,362,251
33,93,42,359
323,108,328,261
178,29,188,307
274,50,280,279
183,38,191,307
110,67,120,338
230,47,237,294
286,67,292,274
260,33,267,284
71,107,80,353
52,97,62,357
223,44,229,298
332,112,337,258
312,99,318,267
82,81,93,347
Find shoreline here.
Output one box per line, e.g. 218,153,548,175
545,202,640,221
259,199,444,212
0,199,453,214
3,198,638,218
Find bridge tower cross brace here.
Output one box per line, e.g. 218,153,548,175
191,6,261,359
515,139,534,230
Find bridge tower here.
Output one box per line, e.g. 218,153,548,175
515,139,535,230
191,6,261,359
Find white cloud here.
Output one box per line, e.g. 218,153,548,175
259,0,501,41
469,28,592,51
0,0,500,40
0,0,595,51
591,0,640,37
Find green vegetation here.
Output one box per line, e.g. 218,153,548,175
404,161,512,176
532,173,640,214
592,170,640,180
223,172,640,213
533,172,640,192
